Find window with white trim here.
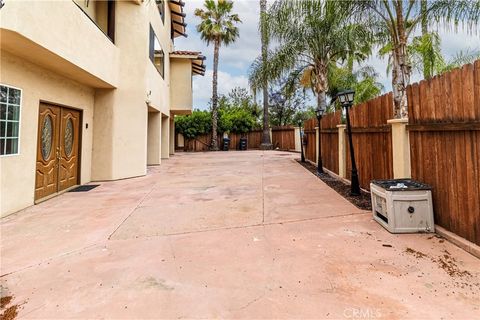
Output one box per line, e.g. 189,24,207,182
0,85,21,155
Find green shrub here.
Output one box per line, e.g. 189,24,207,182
175,110,212,139
225,108,256,134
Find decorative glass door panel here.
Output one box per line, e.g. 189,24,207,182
35,103,80,201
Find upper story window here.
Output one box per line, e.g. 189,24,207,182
156,0,165,24
0,84,21,156
149,25,165,78
73,0,116,43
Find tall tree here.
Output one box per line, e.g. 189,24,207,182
259,0,273,149
249,0,372,117
195,0,241,150
269,82,306,126
357,0,480,118
327,64,384,104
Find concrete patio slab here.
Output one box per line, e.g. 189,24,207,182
1,151,479,319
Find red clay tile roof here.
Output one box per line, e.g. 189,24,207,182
171,51,202,56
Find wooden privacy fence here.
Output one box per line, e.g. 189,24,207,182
320,111,341,174
407,60,480,246
272,126,296,151
301,60,480,247
303,118,317,163
182,130,263,152
345,93,394,190
303,98,393,184
179,128,297,152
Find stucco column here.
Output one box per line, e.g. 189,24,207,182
337,124,347,178
169,117,175,155
388,118,411,178
147,112,162,165
177,133,185,148
294,126,301,152
315,126,319,164
161,115,170,159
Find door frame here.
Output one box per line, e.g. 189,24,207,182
34,100,83,203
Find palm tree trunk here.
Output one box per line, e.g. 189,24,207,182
211,38,220,151
260,0,272,149
391,45,410,119
420,0,431,79
317,89,327,112
392,3,410,119
316,66,328,111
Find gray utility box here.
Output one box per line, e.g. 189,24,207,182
370,179,434,233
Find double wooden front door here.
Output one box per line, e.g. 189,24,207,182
35,103,80,200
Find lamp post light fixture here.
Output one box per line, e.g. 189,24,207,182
298,120,305,163
337,89,360,196
315,104,326,174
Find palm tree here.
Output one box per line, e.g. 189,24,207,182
356,0,480,118
437,48,480,73
195,0,241,150
327,64,384,104
249,0,372,116
259,0,272,149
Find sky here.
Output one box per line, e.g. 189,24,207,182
175,0,480,109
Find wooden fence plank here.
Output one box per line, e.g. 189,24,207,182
272,126,296,150
408,59,480,245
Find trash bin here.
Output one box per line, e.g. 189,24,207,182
222,137,230,151
239,137,247,150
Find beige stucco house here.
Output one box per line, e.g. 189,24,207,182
0,0,205,216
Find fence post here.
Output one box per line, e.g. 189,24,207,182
294,127,301,152
315,126,319,164
387,118,411,178
337,124,346,178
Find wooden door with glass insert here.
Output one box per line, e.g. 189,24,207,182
58,108,80,191
35,103,80,201
35,104,61,200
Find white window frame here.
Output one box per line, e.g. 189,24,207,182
0,83,22,157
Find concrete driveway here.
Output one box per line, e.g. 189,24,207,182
1,151,479,319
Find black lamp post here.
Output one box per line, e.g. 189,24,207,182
315,105,326,174
298,120,305,163
337,90,360,196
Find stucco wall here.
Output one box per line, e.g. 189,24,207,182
91,0,173,180
170,59,193,112
1,0,188,215
0,0,118,87
0,51,95,217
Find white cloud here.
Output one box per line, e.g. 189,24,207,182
175,0,262,107
176,0,480,108
176,0,261,69
192,70,249,109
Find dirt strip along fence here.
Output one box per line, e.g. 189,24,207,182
303,118,317,163
272,126,296,151
320,111,341,174
345,93,394,190
407,61,480,246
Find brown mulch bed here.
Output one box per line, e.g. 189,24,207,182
0,296,18,320
296,160,372,211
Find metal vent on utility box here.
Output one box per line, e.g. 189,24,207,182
370,179,434,233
